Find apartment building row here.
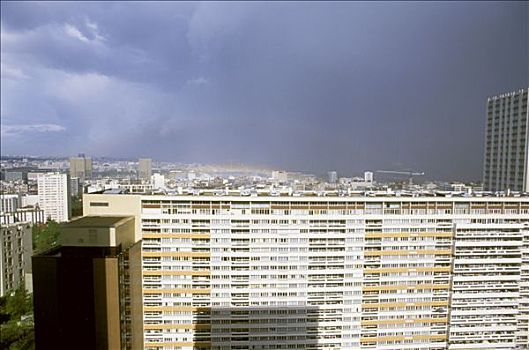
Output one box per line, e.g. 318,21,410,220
30,194,529,350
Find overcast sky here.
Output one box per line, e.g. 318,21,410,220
1,2,527,180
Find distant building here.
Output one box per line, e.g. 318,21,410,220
451,183,471,193
483,88,528,192
0,194,20,213
0,207,45,226
338,177,353,185
364,171,373,183
32,216,141,350
0,222,32,296
187,171,196,181
69,156,93,182
327,171,338,183
271,170,288,182
37,173,70,222
118,182,153,194
85,157,93,179
350,177,373,190
69,157,84,178
151,173,165,190
4,171,24,182
138,158,152,181
70,177,81,197
21,194,39,207
27,172,43,182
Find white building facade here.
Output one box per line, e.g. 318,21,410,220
37,173,70,222
0,194,20,213
152,173,166,190
84,194,529,350
328,171,338,183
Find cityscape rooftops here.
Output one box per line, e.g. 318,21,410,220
88,188,529,198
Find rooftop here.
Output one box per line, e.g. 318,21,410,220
64,216,133,228
89,189,529,198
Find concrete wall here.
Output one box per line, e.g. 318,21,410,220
83,194,142,242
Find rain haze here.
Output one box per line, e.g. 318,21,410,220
1,1,527,181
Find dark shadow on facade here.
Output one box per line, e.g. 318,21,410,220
192,306,323,350
32,245,123,350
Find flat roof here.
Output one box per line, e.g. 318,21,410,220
64,216,133,228
83,189,529,199
83,194,529,205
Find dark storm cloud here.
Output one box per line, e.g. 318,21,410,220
1,1,527,180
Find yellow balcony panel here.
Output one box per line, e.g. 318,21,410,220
143,288,211,294
365,232,453,238
143,252,210,258
143,233,211,239
144,306,211,312
144,324,211,330
364,249,452,256
143,270,210,276
361,317,448,326
360,334,447,343
144,341,211,348
362,284,450,291
364,267,451,274
361,300,449,309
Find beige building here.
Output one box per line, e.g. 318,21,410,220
82,192,529,350
70,156,93,182
138,158,152,181
32,216,143,350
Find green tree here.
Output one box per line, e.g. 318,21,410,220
0,287,35,350
4,287,32,317
32,220,61,253
71,194,83,217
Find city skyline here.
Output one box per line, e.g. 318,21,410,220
1,2,528,181
2,3,528,348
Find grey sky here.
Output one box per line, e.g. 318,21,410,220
1,1,527,180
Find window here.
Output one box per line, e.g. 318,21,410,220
89,202,109,207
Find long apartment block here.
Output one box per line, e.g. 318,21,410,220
83,193,529,350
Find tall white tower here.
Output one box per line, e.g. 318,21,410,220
37,173,70,222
